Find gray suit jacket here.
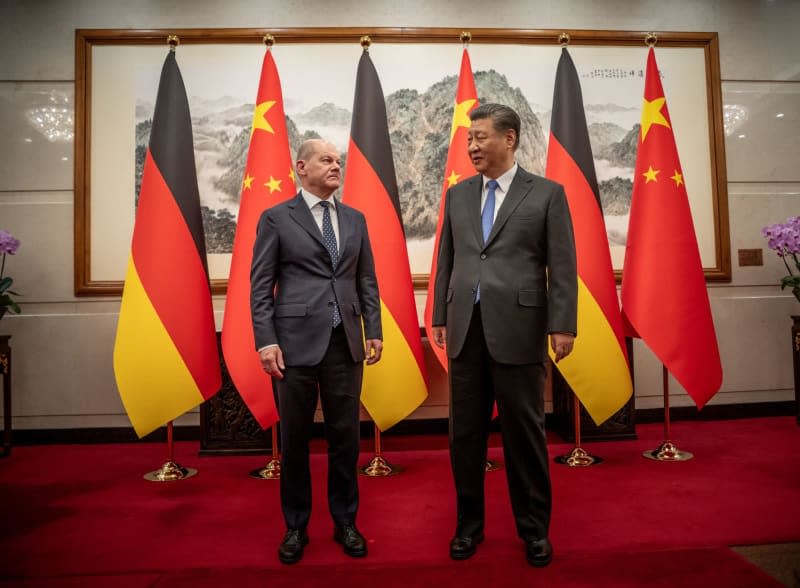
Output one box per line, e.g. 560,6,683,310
250,192,382,366
432,166,577,364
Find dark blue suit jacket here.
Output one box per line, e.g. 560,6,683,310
250,192,382,366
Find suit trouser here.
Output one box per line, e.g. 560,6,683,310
275,325,363,530
449,303,551,541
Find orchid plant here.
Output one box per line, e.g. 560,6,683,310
761,216,800,303
0,230,21,316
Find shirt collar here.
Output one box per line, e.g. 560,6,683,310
301,188,336,210
482,162,518,194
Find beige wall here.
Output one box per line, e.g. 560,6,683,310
1,0,798,430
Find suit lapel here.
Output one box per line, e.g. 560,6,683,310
288,192,326,250
484,169,534,249
335,197,351,263
464,177,484,248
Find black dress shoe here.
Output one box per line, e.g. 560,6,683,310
278,528,308,564
333,524,367,557
525,537,553,567
449,531,484,560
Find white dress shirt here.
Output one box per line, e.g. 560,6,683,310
480,162,518,223
301,188,340,246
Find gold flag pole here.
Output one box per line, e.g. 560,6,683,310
640,32,690,463
244,32,281,481
548,32,602,469
354,33,398,478
461,29,501,475
455,29,501,474
360,423,402,476
141,36,197,482
144,420,197,481
250,424,281,479
555,393,602,466
643,365,693,461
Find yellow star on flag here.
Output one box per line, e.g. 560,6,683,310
288,168,295,184
265,176,282,193
640,97,670,142
242,173,254,190
450,98,477,143
251,100,276,138
446,170,461,186
671,170,683,187
643,165,660,183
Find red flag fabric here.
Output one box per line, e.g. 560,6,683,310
545,48,632,425
221,49,295,429
341,51,427,431
114,50,221,437
424,49,479,370
621,47,722,408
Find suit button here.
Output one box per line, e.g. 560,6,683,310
480,253,487,260
332,277,336,283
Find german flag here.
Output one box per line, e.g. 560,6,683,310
113,50,221,438
341,50,428,431
221,49,294,429
544,48,632,425
424,48,478,370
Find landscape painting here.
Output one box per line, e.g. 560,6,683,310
79,31,725,295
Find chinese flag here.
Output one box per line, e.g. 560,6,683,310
545,48,632,425
114,50,221,437
341,50,428,431
621,47,722,408
221,49,295,429
424,48,479,370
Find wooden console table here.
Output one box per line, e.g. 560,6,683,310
199,333,271,455
792,316,799,426
0,335,11,457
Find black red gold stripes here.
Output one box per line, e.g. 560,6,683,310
113,52,221,438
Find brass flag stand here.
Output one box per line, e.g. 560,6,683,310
486,459,504,472
555,394,602,466
144,421,197,481
643,366,693,461
360,424,402,476
486,415,503,472
250,425,281,479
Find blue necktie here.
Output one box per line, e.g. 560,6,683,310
482,179,498,243
476,179,499,302
319,201,341,328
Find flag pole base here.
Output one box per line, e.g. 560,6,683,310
555,447,602,467
485,459,504,472
249,458,281,479
643,441,693,461
143,460,197,482
359,456,402,477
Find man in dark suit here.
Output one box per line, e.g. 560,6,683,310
251,139,383,564
431,103,577,567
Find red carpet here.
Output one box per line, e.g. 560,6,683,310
1,417,798,586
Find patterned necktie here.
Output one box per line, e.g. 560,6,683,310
319,201,341,327
476,179,499,303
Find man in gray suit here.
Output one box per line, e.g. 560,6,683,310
432,104,577,567
251,139,383,564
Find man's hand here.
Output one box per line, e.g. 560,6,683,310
259,345,285,379
550,333,575,363
365,339,383,365
432,326,447,349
